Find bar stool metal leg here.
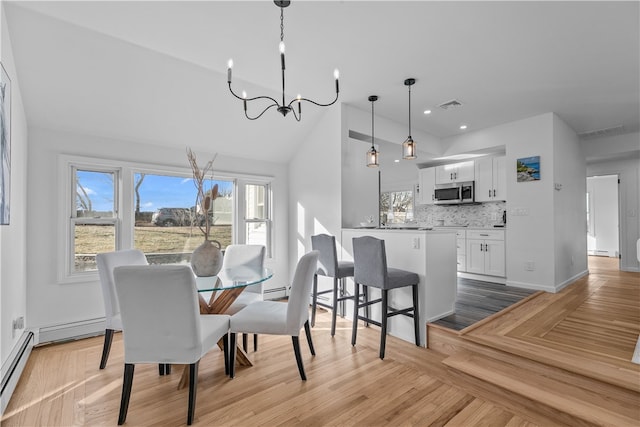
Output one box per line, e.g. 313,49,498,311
351,282,360,346
380,289,388,359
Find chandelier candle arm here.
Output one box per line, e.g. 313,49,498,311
227,0,339,121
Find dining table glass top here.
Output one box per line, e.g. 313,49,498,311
194,267,273,292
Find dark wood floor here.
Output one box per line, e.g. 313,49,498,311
432,277,538,330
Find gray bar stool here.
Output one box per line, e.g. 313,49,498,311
351,235,420,359
311,234,355,336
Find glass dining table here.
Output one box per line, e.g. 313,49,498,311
194,266,273,314
178,266,273,389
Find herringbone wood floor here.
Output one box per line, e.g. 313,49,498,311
2,256,638,426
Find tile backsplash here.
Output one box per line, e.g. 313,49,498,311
415,202,506,228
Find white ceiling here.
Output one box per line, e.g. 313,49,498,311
4,1,639,163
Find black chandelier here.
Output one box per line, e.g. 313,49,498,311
227,0,339,121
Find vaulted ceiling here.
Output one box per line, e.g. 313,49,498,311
4,1,639,163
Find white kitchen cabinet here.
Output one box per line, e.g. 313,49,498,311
475,156,506,202
418,167,436,205
435,161,475,184
466,230,505,277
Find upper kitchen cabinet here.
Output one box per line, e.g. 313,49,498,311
475,156,507,202
435,161,475,184
418,168,436,205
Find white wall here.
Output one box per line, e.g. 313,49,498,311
26,127,289,340
288,105,342,279
552,114,588,288
441,113,586,292
341,104,442,227
1,6,29,368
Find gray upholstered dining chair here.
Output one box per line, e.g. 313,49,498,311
222,244,266,351
95,249,149,370
311,234,354,336
228,250,319,380
113,265,230,426
351,236,420,359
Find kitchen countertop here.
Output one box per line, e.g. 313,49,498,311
349,225,506,231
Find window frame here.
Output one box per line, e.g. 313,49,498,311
59,154,274,283
240,180,273,258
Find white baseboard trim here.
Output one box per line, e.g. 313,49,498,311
555,270,589,292
1,331,35,415
37,318,105,345
264,286,287,300
507,269,589,293
457,272,506,284
505,280,557,293
426,309,455,323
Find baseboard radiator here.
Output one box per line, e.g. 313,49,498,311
1,331,35,415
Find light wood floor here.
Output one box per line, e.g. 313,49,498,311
3,256,639,426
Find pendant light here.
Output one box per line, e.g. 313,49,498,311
366,95,379,167
402,78,417,160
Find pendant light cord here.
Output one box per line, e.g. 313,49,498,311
408,84,412,138
371,98,375,148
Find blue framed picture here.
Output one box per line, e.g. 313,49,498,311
1,62,10,225
516,156,540,182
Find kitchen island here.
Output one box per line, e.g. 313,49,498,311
341,228,457,347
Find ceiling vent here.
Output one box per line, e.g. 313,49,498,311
578,125,625,139
438,99,464,110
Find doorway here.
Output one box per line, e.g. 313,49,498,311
586,175,619,260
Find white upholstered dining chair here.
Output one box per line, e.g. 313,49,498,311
223,244,266,351
95,249,148,370
113,264,230,425
229,250,319,380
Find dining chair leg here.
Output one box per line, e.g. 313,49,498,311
253,334,258,351
242,333,248,352
100,328,114,369
166,364,171,374
158,364,165,376
292,336,307,381
187,362,199,425
331,277,339,336
380,289,388,360
223,334,229,375
311,274,318,327
412,284,420,347
229,333,237,378
303,320,316,356
118,363,135,425
364,286,370,327
351,282,359,346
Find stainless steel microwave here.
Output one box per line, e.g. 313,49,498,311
434,181,475,204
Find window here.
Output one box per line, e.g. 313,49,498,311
244,183,271,256
62,155,274,281
132,172,234,265
70,167,119,274
380,190,414,225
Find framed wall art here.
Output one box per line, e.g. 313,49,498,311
516,156,540,182
1,62,10,225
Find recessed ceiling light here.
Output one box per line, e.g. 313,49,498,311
460,124,468,130
394,159,400,163
423,109,431,115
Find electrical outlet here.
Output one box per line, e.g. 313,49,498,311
412,237,420,249
524,261,535,271
491,212,497,221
